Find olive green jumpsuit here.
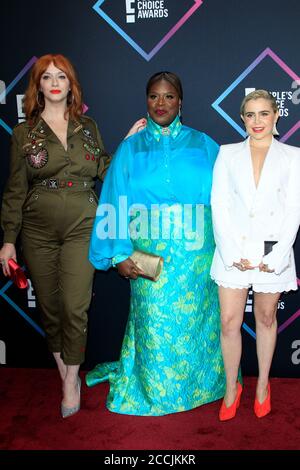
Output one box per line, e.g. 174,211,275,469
1,115,110,364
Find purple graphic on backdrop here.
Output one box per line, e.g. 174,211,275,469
0,56,37,135
242,277,300,340
212,47,300,143
92,0,203,61
282,120,300,142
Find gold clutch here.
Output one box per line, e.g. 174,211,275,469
129,250,164,281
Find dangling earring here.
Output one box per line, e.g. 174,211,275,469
272,121,279,136
178,107,181,118
37,90,44,108
240,115,248,135
147,112,150,118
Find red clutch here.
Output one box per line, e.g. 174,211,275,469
8,259,28,289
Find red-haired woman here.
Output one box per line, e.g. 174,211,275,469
0,54,145,418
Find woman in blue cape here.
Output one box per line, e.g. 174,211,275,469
87,72,225,416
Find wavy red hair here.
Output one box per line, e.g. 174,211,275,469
23,54,83,124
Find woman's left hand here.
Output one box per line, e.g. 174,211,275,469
117,258,144,280
258,262,274,273
233,258,255,271
125,118,147,139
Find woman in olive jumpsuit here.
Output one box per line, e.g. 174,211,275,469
0,54,145,417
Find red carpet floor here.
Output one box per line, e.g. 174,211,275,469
0,368,299,450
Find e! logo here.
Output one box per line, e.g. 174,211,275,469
126,0,135,23
0,340,6,364
16,94,26,123
0,80,6,104
27,279,36,308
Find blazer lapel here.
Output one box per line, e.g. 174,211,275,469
235,137,257,209
254,136,277,196
245,137,257,193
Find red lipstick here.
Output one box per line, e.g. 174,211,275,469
50,90,61,94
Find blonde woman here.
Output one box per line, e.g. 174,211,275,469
210,90,300,420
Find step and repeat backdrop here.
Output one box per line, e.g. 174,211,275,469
1,0,300,376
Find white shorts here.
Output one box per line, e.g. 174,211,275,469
210,248,298,293
212,278,298,293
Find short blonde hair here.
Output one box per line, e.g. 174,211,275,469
240,89,278,115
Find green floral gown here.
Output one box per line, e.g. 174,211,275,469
87,118,226,415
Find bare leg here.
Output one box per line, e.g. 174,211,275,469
53,352,67,381
219,286,248,406
253,291,280,403
62,364,80,408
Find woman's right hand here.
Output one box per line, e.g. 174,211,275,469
117,258,144,280
0,243,17,276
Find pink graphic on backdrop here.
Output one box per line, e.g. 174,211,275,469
93,1,203,61
212,47,300,141
277,278,300,333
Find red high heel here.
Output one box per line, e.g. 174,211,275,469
219,382,243,421
254,382,271,418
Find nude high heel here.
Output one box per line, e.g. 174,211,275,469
61,376,81,418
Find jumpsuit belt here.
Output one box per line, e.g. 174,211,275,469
30,178,95,191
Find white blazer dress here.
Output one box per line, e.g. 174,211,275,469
210,137,300,292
